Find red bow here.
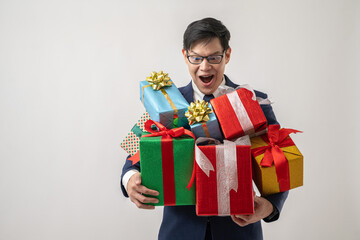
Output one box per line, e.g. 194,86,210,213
143,120,189,138
252,124,301,192
128,120,195,165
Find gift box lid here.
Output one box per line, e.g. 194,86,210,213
140,80,189,114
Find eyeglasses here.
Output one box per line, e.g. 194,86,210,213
186,51,225,65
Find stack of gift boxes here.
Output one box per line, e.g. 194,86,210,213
121,71,303,215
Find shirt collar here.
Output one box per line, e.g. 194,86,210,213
192,76,226,102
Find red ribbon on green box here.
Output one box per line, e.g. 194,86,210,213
141,120,195,206
251,125,301,192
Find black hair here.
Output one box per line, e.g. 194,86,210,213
183,17,231,52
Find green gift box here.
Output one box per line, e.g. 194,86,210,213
140,121,196,206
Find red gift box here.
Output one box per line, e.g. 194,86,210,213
210,88,267,139
194,138,254,216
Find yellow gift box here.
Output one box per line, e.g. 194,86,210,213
250,126,303,196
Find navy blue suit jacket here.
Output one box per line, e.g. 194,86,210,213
121,75,288,240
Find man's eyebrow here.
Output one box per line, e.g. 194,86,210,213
189,50,223,56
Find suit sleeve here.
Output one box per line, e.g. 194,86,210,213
120,156,141,197
255,90,289,222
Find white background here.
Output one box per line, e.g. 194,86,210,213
0,0,359,239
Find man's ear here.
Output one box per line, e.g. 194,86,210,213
225,47,232,64
182,49,187,61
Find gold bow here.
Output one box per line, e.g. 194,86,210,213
146,71,172,90
185,100,213,125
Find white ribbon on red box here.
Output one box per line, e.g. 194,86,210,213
195,136,251,215
217,84,272,104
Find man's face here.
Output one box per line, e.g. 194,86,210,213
182,37,231,95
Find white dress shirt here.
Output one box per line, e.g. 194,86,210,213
192,77,226,101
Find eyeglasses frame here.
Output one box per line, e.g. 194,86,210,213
186,50,226,65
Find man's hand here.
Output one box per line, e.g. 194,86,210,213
231,194,274,227
127,172,159,209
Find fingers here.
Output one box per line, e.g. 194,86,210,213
128,173,159,196
232,196,273,227
128,173,160,209
234,214,252,222
129,190,159,209
137,185,159,197
232,213,258,227
131,198,156,210
133,191,159,204
129,182,159,198
231,215,249,227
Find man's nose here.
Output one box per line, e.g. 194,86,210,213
199,58,211,71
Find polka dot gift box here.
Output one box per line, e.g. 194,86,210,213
120,112,151,156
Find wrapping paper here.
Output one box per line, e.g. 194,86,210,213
140,79,189,129
140,120,196,206
188,103,223,141
120,112,151,156
210,88,267,139
195,137,254,216
250,125,303,196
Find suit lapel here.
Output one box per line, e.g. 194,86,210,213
224,74,239,88
180,81,194,103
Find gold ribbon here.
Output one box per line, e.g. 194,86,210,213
146,71,172,90
185,100,213,125
201,122,211,138
141,71,178,122
160,88,178,114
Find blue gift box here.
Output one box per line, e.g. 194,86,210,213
140,80,190,129
188,104,224,141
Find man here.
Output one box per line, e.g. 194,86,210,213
121,17,288,240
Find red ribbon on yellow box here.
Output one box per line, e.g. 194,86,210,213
139,120,195,205
251,125,301,192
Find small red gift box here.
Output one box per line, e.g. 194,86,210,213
194,138,254,216
210,88,267,139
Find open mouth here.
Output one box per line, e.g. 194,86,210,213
199,75,214,84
